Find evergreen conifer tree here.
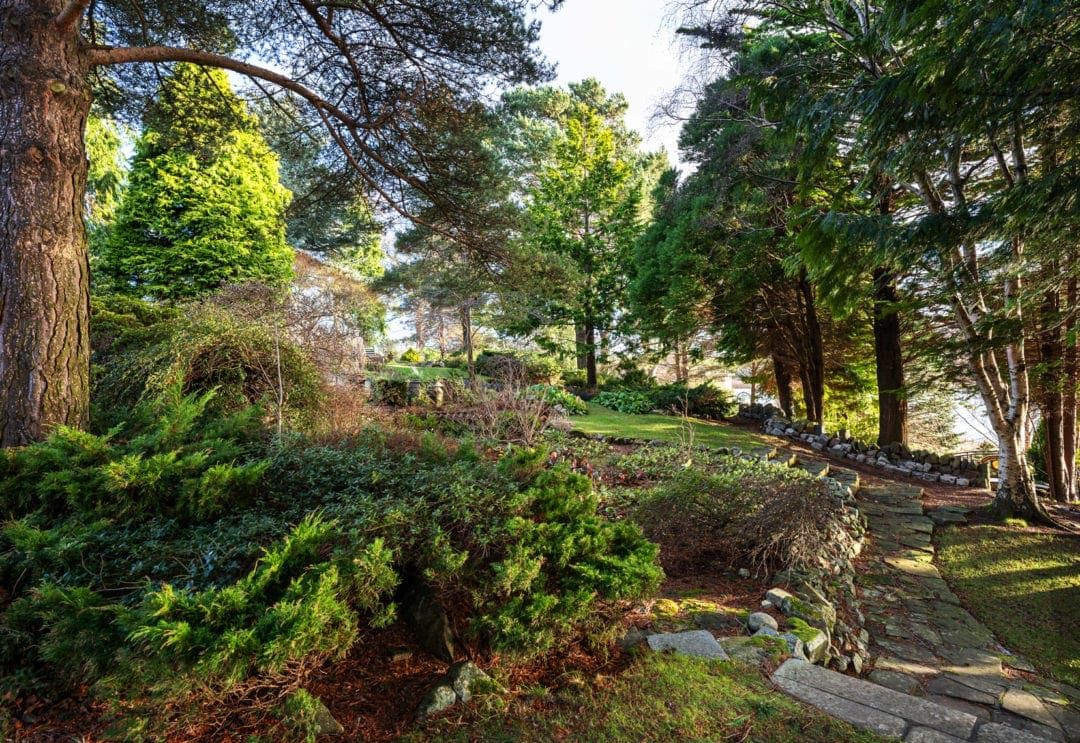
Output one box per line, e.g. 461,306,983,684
101,64,293,300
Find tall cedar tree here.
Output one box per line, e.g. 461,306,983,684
0,0,556,446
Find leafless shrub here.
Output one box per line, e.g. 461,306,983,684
440,367,553,445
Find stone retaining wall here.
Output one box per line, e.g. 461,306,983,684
740,405,988,488
760,472,871,673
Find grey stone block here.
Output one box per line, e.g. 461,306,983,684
772,673,909,738
905,726,968,742
773,659,979,739
869,669,920,694
647,630,729,660
748,612,778,632
976,722,1058,743
1001,688,1062,730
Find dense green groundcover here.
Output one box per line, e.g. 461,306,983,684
0,391,661,735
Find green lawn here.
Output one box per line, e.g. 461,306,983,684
936,525,1080,687
409,653,888,742
381,363,467,381
573,402,773,450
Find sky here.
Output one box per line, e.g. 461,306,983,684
533,0,687,163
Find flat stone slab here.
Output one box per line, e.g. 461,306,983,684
906,726,968,742
773,659,979,739
646,630,729,660
869,669,921,694
976,721,1059,742
926,676,1001,706
875,655,941,676
886,556,943,578
1001,688,1062,730
772,673,909,738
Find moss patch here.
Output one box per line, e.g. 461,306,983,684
936,524,1080,687
410,653,890,742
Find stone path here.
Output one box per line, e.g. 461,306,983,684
650,443,1078,741
773,658,1056,742
850,482,1080,742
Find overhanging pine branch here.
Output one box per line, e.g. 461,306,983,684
84,45,363,130
54,0,91,32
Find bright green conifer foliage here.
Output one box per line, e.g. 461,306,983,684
101,64,293,300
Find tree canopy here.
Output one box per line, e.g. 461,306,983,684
0,0,559,444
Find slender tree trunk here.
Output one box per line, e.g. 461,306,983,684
795,271,825,424
872,269,907,445
437,312,447,361
675,338,689,383
1036,274,1068,500
0,0,92,446
997,423,1041,520
584,319,597,388
414,301,426,352
772,354,793,418
1065,278,1078,502
461,304,474,380
575,323,587,371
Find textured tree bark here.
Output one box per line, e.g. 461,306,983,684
795,270,824,424
1036,275,1068,501
575,323,587,370
1064,278,1078,502
872,269,907,445
460,304,474,380
0,0,91,446
772,354,794,418
584,319,597,389
997,424,1042,521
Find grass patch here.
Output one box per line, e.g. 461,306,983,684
574,403,772,450
936,524,1080,687
382,364,467,381
411,653,888,742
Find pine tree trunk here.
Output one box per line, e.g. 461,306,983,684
1065,278,1078,502
584,320,597,388
796,271,824,424
575,324,587,371
461,304,474,380
1036,275,1068,501
414,301,426,351
772,354,793,418
675,338,689,383
0,0,91,446
873,269,907,445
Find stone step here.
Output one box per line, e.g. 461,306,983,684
797,460,831,479
745,446,779,462
774,448,800,467
772,659,1055,742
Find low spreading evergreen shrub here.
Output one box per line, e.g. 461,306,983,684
475,351,563,384
648,383,736,419
0,410,661,734
90,294,324,429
